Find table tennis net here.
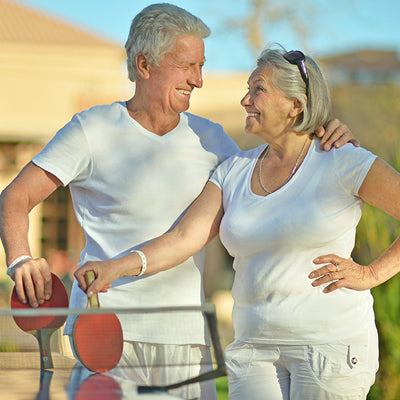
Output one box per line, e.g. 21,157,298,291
0,305,226,387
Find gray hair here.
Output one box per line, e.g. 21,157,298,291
125,3,211,82
256,45,331,134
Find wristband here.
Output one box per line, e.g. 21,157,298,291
7,255,32,277
130,250,147,276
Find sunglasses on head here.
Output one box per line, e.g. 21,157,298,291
283,50,309,97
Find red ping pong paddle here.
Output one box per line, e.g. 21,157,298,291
74,374,122,400
72,270,123,373
11,272,69,370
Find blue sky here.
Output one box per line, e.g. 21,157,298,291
18,0,400,72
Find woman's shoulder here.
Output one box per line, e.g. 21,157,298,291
331,143,376,164
329,143,377,193
312,138,375,164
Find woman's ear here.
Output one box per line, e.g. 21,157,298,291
289,98,304,118
135,53,151,79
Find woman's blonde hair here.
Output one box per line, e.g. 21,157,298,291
257,44,332,133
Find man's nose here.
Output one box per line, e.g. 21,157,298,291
189,65,203,88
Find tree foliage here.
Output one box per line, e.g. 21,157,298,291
226,0,314,55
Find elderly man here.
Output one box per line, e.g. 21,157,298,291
1,3,354,399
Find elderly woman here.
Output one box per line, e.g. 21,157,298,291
75,45,398,399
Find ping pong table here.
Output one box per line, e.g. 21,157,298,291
0,305,226,399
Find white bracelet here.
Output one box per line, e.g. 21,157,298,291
7,255,32,277
131,250,147,276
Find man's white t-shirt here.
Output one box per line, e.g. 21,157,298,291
32,101,239,344
210,138,377,344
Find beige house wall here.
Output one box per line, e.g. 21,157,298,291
0,42,131,142
190,72,263,151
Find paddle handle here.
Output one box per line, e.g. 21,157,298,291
84,271,99,309
34,329,54,370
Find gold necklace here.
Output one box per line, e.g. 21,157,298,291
259,135,310,194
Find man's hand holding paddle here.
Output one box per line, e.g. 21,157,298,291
8,256,52,309
11,272,69,370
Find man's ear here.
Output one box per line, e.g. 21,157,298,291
289,98,304,118
136,53,151,79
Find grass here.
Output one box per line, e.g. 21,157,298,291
215,376,229,400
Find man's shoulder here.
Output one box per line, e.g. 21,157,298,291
76,101,124,123
183,112,240,155
183,112,223,130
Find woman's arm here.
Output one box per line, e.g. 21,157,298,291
74,181,224,296
309,158,400,292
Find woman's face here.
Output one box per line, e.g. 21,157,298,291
241,67,297,140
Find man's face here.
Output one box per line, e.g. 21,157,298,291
147,35,206,115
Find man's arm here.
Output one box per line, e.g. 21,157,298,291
0,162,62,307
315,118,360,150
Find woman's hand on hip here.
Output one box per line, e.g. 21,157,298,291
309,254,379,293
